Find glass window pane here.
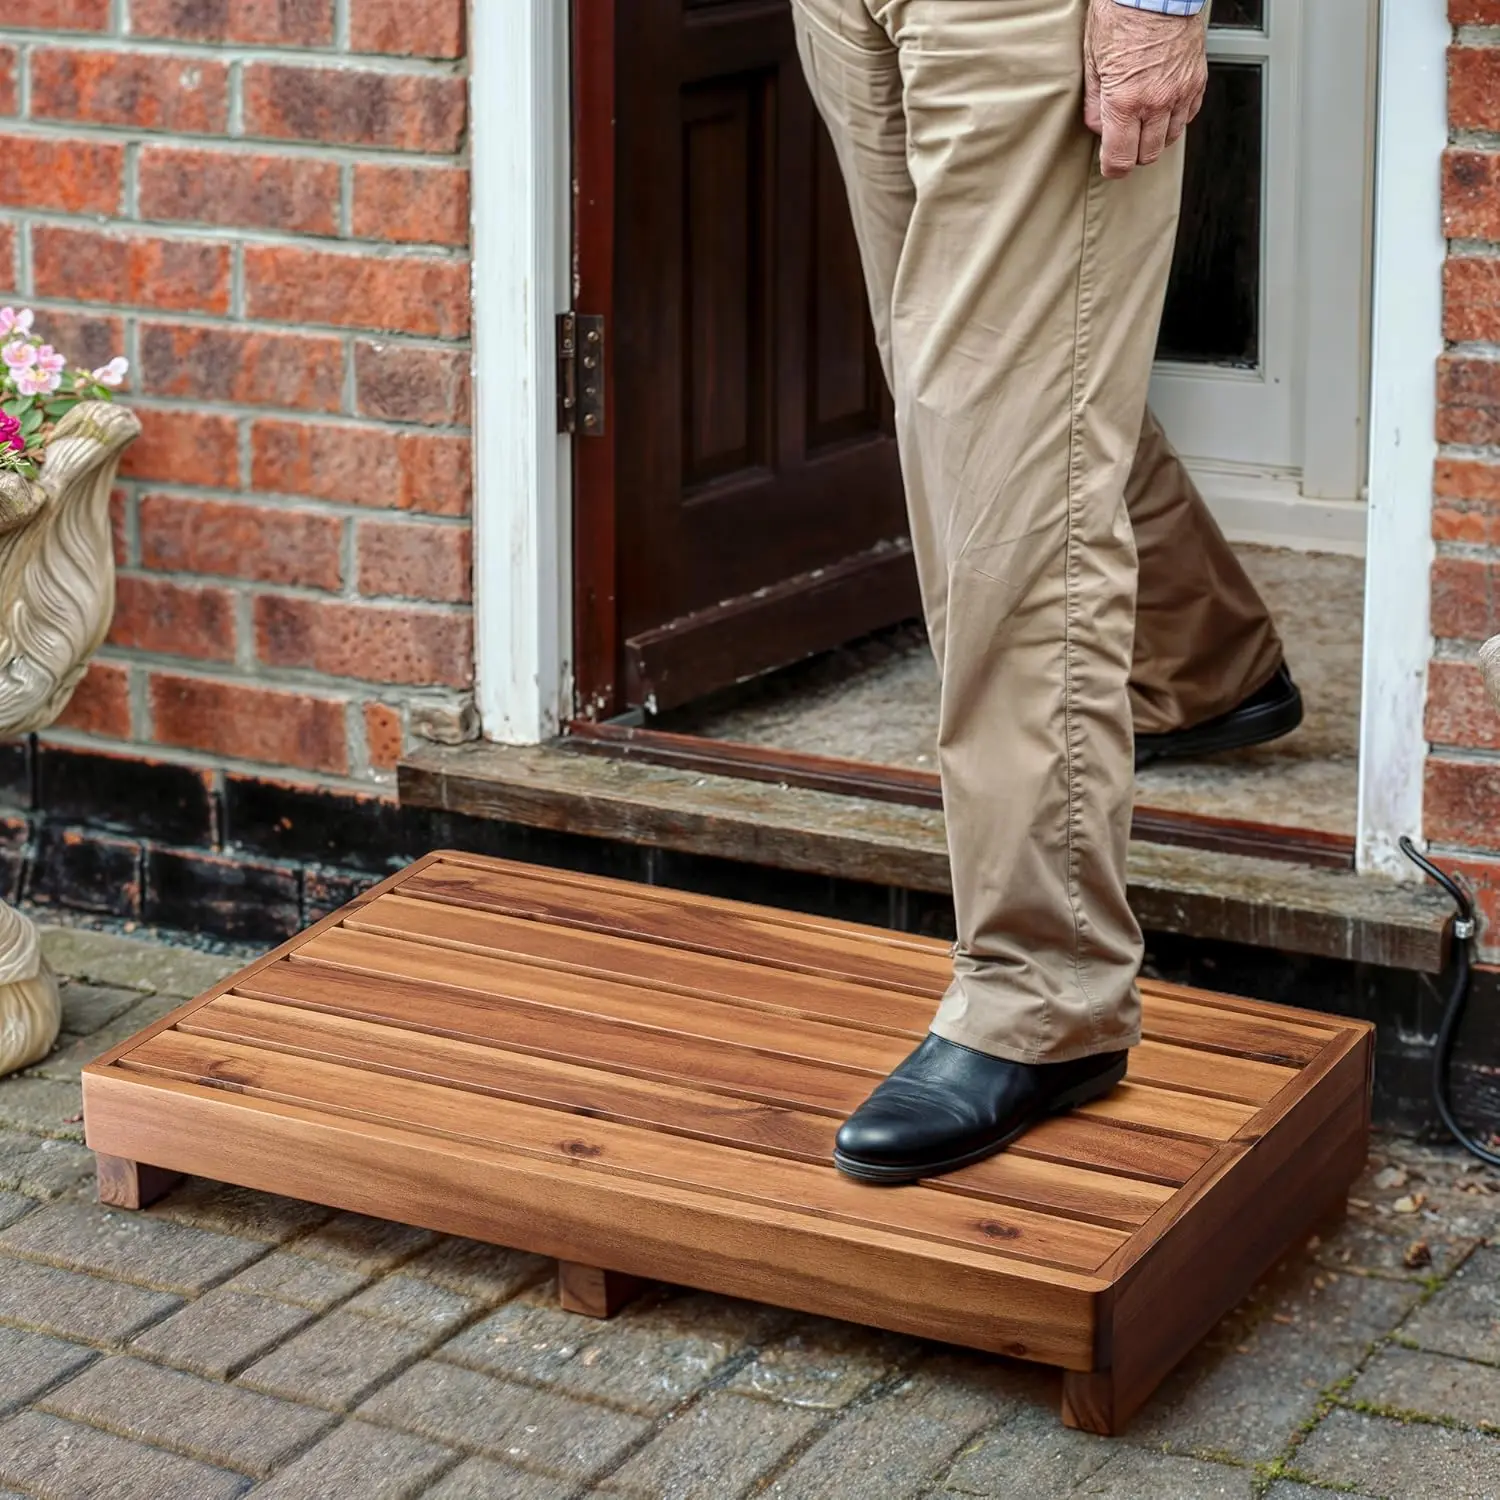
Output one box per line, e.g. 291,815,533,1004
1156,60,1263,368
1211,0,1265,29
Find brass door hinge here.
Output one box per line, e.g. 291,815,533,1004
557,312,605,435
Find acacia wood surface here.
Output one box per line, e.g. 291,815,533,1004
83,852,1374,1433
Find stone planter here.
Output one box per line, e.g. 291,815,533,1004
0,400,140,1077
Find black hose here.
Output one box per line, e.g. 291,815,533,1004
1399,835,1500,1169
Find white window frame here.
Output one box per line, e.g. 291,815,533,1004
1151,0,1378,555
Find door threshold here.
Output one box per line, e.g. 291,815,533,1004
399,738,1450,974
564,719,1356,872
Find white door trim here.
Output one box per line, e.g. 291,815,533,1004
1356,0,1446,877
470,0,574,745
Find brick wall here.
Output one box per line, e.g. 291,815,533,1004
1427,1,1500,950
0,0,473,797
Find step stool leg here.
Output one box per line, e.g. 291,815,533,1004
95,1154,183,1210
558,1262,646,1319
1061,1370,1120,1437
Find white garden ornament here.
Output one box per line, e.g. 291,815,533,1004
0,311,137,1078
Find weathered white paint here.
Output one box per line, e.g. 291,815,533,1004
1356,0,1447,876
470,0,573,744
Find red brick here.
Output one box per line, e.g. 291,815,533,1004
350,0,464,58
109,576,237,661
139,494,342,592
140,323,344,412
1437,357,1500,449
131,0,334,45
0,223,17,296
0,133,121,214
150,672,348,775
55,660,130,738
1434,497,1500,546
1451,46,1500,134
1432,555,1500,641
357,518,470,602
245,245,469,339
1454,0,1500,20
138,145,339,235
244,63,466,153
31,48,228,133
1445,257,1500,345
0,0,109,30
355,341,469,426
250,420,470,515
1429,852,1500,958
254,595,472,686
352,163,469,247
1427,659,1500,751
120,409,239,489
363,701,402,770
1426,755,1500,851
0,47,17,116
33,226,230,315
32,308,125,374
1444,150,1500,242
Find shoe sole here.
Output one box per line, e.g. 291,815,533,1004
1135,682,1304,769
830,1055,1130,1187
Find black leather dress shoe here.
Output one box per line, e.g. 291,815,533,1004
1135,663,1303,769
833,1034,1128,1185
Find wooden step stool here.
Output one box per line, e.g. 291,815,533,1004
82,852,1373,1436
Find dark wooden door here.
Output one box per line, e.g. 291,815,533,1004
572,0,917,719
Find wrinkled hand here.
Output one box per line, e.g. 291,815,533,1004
1084,0,1208,180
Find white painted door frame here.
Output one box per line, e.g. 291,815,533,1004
1355,0,1448,878
470,0,1441,885
469,0,574,746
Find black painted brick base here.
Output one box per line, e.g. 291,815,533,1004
5,740,1498,1140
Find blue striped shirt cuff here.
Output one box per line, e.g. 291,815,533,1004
1113,0,1208,13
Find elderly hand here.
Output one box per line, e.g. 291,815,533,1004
1084,0,1209,180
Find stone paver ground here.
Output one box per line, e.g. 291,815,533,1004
0,923,1497,1498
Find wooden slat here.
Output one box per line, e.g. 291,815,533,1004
182,995,1174,1230
1140,994,1334,1067
350,893,934,1036
400,858,951,995
1011,1115,1218,1188
121,1030,1128,1273
1077,1083,1257,1142
1128,1040,1296,1105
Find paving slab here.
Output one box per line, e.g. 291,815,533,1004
427,1456,577,1500
239,1310,432,1411
399,1235,552,1302
290,1211,438,1274
0,1408,251,1500
40,925,244,998
360,1360,650,1482
128,1288,315,1380
345,1272,481,1336
0,1255,180,1345
36,1355,335,1478
1399,1244,1500,1364
939,1403,1116,1497
439,1291,741,1419
147,1177,335,1244
1069,1447,1255,1497
603,1390,821,1499
0,1199,267,1293
0,1327,97,1413
0,1075,86,1141
0,1189,34,1230
1294,1407,1500,1499
1347,1345,1500,1432
222,1249,370,1311
57,981,153,1035
726,1315,917,1411
252,1419,458,1500
0,1129,94,1199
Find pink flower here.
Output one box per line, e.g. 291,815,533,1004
2,341,34,373
0,308,34,338
91,356,128,388
15,366,59,397
34,346,64,378
0,412,22,452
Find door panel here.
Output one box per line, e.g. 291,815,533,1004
577,0,915,717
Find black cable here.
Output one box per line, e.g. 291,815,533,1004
1399,835,1500,1169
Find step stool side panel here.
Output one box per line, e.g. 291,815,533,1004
1074,1028,1373,1435
82,1065,1103,1369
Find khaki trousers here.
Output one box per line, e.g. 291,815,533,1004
792,0,1284,1063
